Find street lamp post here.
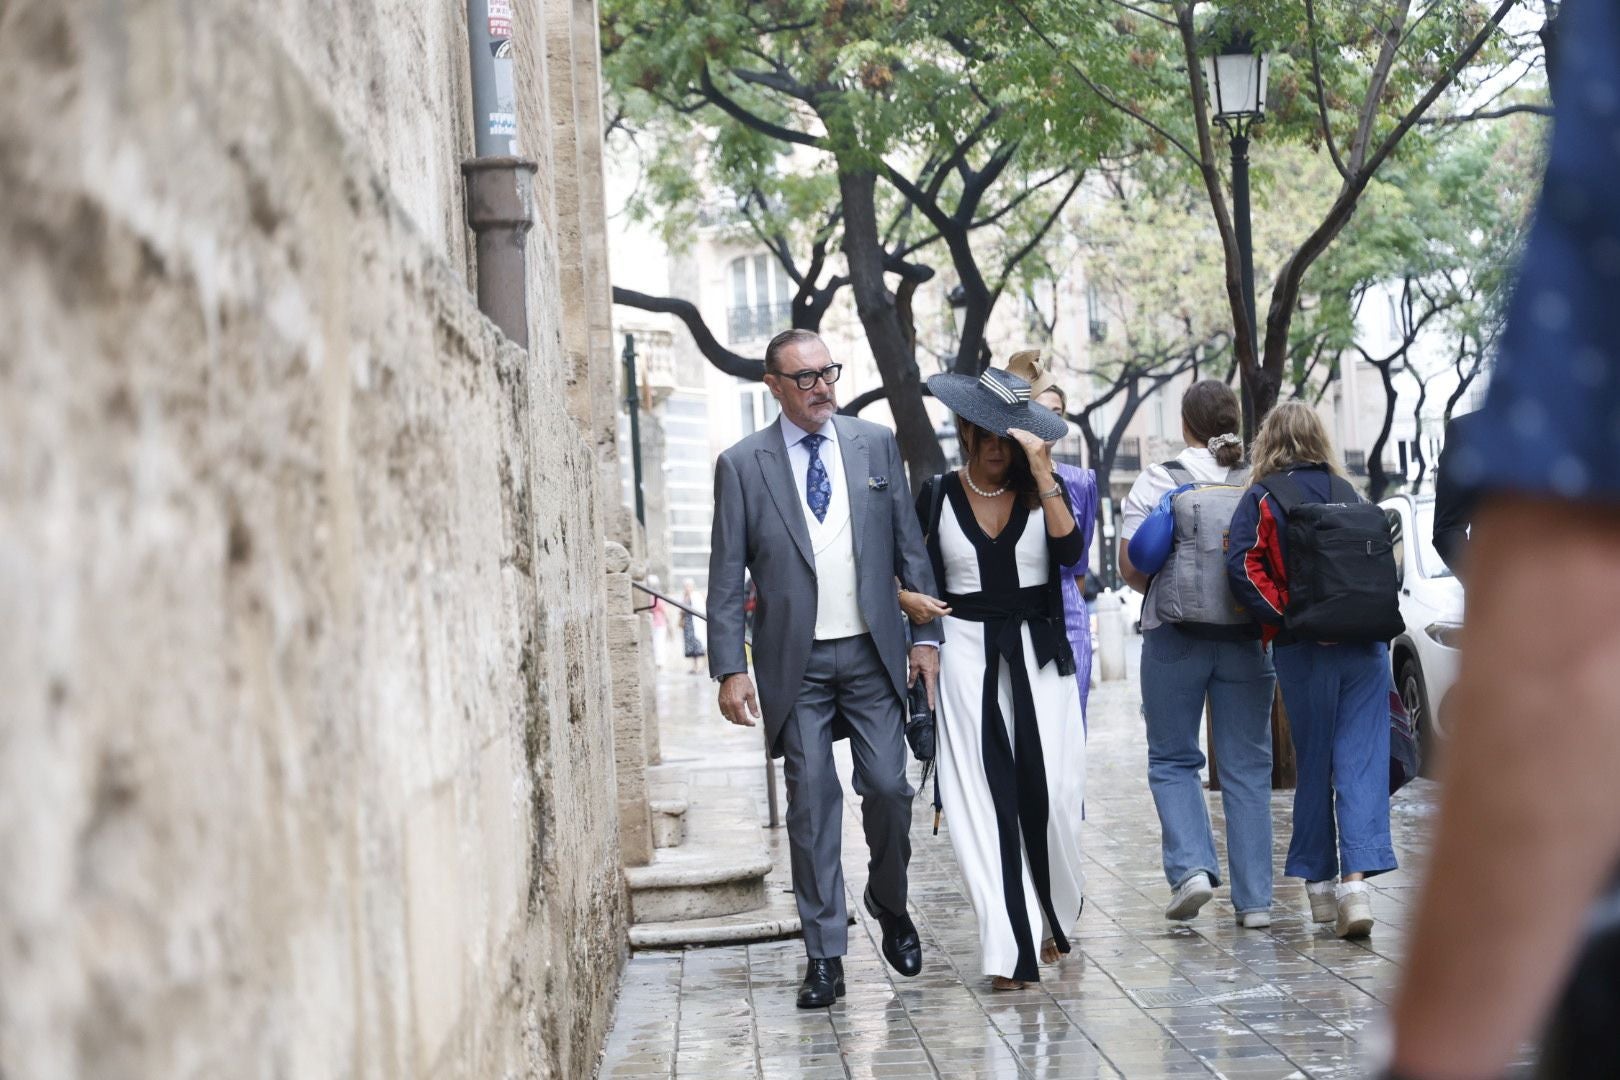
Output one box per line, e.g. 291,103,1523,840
1202,32,1269,437
1203,31,1292,789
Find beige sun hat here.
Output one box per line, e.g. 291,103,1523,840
1004,349,1060,403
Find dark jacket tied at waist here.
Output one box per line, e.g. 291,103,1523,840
945,584,1077,677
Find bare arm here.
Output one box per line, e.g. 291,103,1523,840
1118,537,1150,594
1391,498,1620,1076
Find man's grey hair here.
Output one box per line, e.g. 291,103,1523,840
764,329,824,374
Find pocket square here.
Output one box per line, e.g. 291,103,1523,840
868,476,889,490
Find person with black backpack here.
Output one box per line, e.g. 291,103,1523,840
1226,402,1404,940
1118,380,1277,929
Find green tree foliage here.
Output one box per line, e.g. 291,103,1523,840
1003,0,1549,433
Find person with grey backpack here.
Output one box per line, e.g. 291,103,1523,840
1118,381,1278,928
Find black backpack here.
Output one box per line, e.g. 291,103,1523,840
1257,470,1405,644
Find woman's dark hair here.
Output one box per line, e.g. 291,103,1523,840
958,422,1040,507
1181,380,1244,467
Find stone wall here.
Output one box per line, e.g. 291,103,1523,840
0,1,630,1077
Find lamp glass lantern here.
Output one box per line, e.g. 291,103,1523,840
1202,34,1269,125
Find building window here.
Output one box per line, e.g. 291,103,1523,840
728,255,794,343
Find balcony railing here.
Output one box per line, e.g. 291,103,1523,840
1114,436,1142,473
727,301,794,344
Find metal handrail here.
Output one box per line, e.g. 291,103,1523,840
628,580,780,827
630,580,705,622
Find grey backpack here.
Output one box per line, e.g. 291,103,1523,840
1146,461,1256,635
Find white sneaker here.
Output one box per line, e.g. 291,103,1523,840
1306,880,1338,924
1335,882,1374,939
1236,909,1272,929
1165,873,1214,920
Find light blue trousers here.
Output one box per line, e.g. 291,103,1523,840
1140,625,1277,913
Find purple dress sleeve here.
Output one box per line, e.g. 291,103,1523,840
1054,463,1098,719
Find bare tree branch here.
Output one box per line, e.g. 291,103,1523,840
1346,2,1412,177
993,171,1087,298
612,287,765,380
1102,0,1178,28
1418,102,1554,125
971,168,1073,230
699,65,822,147
1305,0,1352,180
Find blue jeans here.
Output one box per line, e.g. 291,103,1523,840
1140,625,1277,913
1272,640,1398,881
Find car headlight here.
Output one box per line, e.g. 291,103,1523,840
1424,621,1465,649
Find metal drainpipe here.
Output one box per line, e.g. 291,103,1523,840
463,0,537,347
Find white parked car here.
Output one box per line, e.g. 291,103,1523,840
1380,494,1465,770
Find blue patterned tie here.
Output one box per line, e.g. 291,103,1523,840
803,433,831,523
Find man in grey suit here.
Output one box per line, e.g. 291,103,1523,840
708,329,942,1008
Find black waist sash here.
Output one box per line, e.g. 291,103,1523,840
945,584,1076,981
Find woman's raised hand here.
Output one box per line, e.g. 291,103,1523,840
899,589,952,625
1006,427,1056,479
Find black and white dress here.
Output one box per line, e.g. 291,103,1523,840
923,473,1087,983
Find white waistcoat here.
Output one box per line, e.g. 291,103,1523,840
803,461,868,641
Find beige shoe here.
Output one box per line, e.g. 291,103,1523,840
1306,880,1338,924
1165,873,1214,921
1236,909,1272,929
1335,882,1373,939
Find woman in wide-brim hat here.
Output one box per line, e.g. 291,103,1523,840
1005,350,1100,718
903,363,1089,990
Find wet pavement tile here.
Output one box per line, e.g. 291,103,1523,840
600,655,1444,1078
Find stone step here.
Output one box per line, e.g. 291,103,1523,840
624,791,771,925
629,904,801,949
646,769,690,849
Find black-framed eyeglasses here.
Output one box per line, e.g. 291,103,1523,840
774,363,843,391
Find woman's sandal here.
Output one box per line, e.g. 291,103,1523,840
990,976,1028,991
1040,938,1063,965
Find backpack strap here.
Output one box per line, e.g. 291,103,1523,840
1326,473,1362,504
1225,465,1251,486
1256,470,1308,514
928,472,947,536
1161,460,1194,483
920,473,948,603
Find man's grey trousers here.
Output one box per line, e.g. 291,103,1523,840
778,633,915,958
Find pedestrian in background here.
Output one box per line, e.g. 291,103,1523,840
1118,380,1277,927
1227,402,1399,939
680,578,706,674
1006,350,1100,713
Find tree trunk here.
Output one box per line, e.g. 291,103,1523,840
1410,376,1431,490
838,167,946,485
1367,360,1400,501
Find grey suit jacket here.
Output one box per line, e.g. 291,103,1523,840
707,415,942,758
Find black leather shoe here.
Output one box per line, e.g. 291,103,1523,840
864,887,923,977
796,958,845,1009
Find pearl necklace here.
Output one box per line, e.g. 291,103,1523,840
961,466,1008,499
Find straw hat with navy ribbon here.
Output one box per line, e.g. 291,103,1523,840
927,366,1071,443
